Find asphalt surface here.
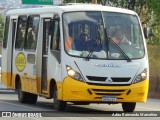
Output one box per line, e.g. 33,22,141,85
0,82,160,120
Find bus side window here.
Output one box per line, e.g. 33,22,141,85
3,16,10,48
25,15,40,51
50,20,60,51
15,16,27,50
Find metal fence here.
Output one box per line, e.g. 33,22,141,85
148,45,160,98
149,75,160,98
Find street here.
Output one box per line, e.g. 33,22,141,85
0,83,160,120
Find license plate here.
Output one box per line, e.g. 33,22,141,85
102,96,117,102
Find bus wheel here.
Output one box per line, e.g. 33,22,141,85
27,93,38,104
18,81,28,103
53,86,66,111
122,102,136,112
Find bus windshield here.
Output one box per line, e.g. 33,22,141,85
63,11,145,60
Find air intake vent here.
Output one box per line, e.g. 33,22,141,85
92,89,125,92
111,77,131,82
86,82,131,86
91,89,126,97
87,76,107,82
95,93,121,96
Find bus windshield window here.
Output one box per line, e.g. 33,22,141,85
63,12,145,59
103,12,145,59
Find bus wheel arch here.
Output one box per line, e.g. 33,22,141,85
53,84,67,111
49,79,56,98
15,74,37,104
49,79,67,111
16,75,28,103
15,74,21,90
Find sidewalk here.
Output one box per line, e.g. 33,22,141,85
0,82,7,90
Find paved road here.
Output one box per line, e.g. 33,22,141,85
0,83,160,120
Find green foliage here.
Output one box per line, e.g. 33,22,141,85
0,14,4,43
147,0,160,19
145,0,160,44
147,44,160,76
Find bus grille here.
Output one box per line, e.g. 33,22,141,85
91,89,125,96
111,77,131,82
87,76,107,81
86,76,131,82
86,82,131,86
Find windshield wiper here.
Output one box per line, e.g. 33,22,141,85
85,25,102,61
85,41,100,61
108,37,132,62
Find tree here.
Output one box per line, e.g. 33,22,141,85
146,0,160,43
0,14,4,43
0,14,4,54
147,0,160,19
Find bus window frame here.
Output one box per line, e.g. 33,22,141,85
3,16,10,49
50,19,60,51
15,15,27,51
62,11,146,60
50,19,61,63
24,15,40,52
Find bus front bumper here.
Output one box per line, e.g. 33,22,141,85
62,77,149,103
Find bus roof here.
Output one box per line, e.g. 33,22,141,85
6,4,137,16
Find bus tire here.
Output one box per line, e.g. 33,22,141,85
53,86,66,111
18,81,28,103
122,102,136,112
27,93,38,104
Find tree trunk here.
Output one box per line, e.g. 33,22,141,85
92,0,97,4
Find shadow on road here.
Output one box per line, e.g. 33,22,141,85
35,102,118,117
0,92,123,117
0,90,16,94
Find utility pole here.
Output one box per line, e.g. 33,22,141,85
92,0,97,4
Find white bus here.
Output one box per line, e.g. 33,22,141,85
1,4,149,112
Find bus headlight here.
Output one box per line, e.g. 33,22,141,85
133,69,147,84
66,65,84,82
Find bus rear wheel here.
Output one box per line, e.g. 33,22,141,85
27,93,38,104
53,86,66,111
18,81,28,103
18,81,37,104
122,102,136,112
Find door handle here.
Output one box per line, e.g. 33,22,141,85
43,55,48,57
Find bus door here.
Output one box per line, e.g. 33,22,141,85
2,16,11,87
10,19,17,86
41,19,50,91
18,15,40,93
